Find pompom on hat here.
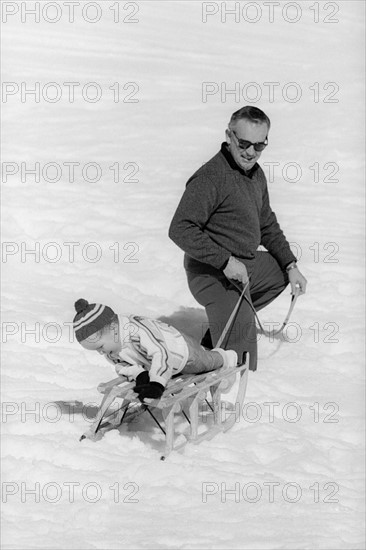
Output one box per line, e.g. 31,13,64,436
73,299,115,342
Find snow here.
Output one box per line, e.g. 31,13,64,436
1,1,365,548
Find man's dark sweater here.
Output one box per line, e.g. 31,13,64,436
169,143,296,274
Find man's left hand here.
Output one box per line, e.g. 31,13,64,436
288,267,307,296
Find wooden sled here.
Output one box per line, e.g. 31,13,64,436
80,362,249,459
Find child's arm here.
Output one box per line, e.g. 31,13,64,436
115,362,145,382
131,319,172,387
105,355,145,381
107,354,163,400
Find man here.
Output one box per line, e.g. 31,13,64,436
169,106,307,370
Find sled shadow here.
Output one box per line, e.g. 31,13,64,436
54,398,227,456
158,306,208,341
53,400,100,420
53,400,166,451
110,400,229,455
158,307,287,345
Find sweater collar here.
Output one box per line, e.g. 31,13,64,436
220,142,259,179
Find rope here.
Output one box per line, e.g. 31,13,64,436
216,280,249,348
230,280,301,337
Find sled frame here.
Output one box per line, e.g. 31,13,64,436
80,362,249,458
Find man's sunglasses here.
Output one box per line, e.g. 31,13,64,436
231,129,268,152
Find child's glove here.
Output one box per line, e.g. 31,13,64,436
134,370,150,391
135,382,165,401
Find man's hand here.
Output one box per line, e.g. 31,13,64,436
223,256,249,284
288,267,307,296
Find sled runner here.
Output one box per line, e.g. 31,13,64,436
80,361,249,459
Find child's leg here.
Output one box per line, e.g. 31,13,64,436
180,333,225,374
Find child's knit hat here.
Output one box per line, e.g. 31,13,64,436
73,298,115,342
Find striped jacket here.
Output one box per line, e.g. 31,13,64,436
106,314,189,387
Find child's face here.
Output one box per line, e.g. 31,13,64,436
80,327,121,358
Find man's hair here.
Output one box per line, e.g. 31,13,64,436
229,106,271,129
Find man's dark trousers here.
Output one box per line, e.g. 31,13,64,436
185,251,289,371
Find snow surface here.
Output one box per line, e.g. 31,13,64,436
1,1,365,548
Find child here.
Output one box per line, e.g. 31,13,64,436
73,298,238,401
